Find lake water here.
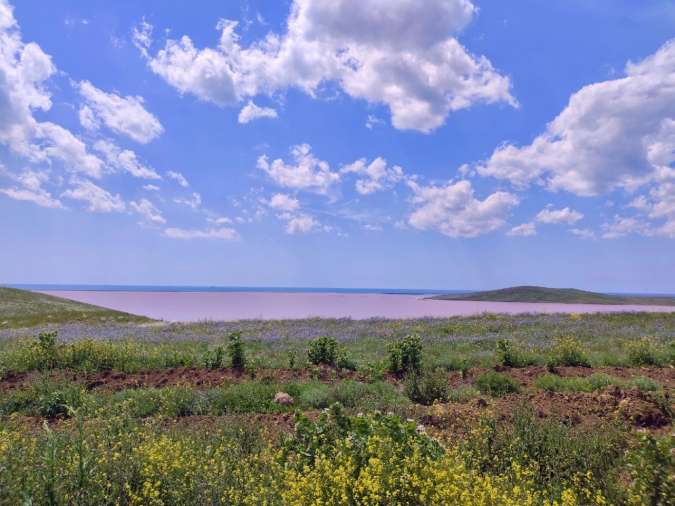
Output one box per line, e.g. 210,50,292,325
39,290,675,321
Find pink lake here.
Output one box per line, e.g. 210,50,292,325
39,290,675,322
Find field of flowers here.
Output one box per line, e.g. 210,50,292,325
0,313,673,505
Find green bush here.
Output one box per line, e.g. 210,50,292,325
547,336,591,367
626,432,674,505
463,411,626,502
159,386,205,418
495,339,536,368
388,335,422,374
307,336,338,366
474,371,520,397
447,385,480,403
404,369,449,405
296,383,331,409
227,332,246,370
629,376,661,392
626,337,662,366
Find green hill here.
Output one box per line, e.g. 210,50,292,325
0,286,148,328
429,286,675,306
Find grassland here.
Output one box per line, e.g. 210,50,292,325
0,288,673,504
0,286,149,329
430,285,675,305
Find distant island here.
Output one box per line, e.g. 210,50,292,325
429,286,675,306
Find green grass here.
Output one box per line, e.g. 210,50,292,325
0,287,149,328
534,373,662,393
430,285,675,305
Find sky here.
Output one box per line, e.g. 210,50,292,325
1,0,674,293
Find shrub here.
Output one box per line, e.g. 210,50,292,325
474,371,520,397
31,331,60,370
296,383,331,409
335,349,357,371
388,334,423,374
227,332,245,370
307,336,338,366
547,336,591,367
448,385,481,403
626,337,662,366
626,432,674,505
495,339,535,368
463,411,626,501
404,369,449,405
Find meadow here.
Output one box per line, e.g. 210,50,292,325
0,303,673,504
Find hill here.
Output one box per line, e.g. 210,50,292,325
429,286,675,306
0,286,149,328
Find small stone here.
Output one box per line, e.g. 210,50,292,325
274,392,294,405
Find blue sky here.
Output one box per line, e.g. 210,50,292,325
1,0,674,292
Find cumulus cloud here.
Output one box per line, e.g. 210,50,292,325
0,2,102,177
407,179,519,238
62,179,125,213
143,184,160,191
257,144,339,195
138,0,515,132
284,213,320,234
167,170,189,187
238,100,278,123
341,157,404,195
130,198,165,224
0,168,63,208
478,40,675,196
164,226,239,240
625,182,675,238
93,139,161,179
507,222,536,237
536,206,583,225
78,81,163,143
266,193,300,212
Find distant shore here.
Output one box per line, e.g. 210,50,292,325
37,290,675,322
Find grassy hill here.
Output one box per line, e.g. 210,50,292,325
0,286,149,329
429,285,675,305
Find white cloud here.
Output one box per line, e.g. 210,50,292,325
132,19,153,58
0,168,63,208
0,4,103,177
174,192,201,209
78,81,163,144
167,170,189,187
138,0,515,133
284,213,320,234
238,100,278,123
507,222,536,237
207,216,232,225
164,226,239,240
62,179,125,213
266,193,300,212
257,144,339,195
407,179,519,238
478,40,675,196
626,182,675,238
536,206,583,225
341,156,404,195
130,198,165,224
143,184,160,191
365,114,384,129
570,228,596,240
602,216,652,239
93,139,161,179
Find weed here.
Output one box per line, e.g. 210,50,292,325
227,332,246,370
404,369,449,405
387,334,422,374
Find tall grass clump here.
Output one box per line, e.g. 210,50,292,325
625,337,663,366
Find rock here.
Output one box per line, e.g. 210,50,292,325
274,392,294,405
